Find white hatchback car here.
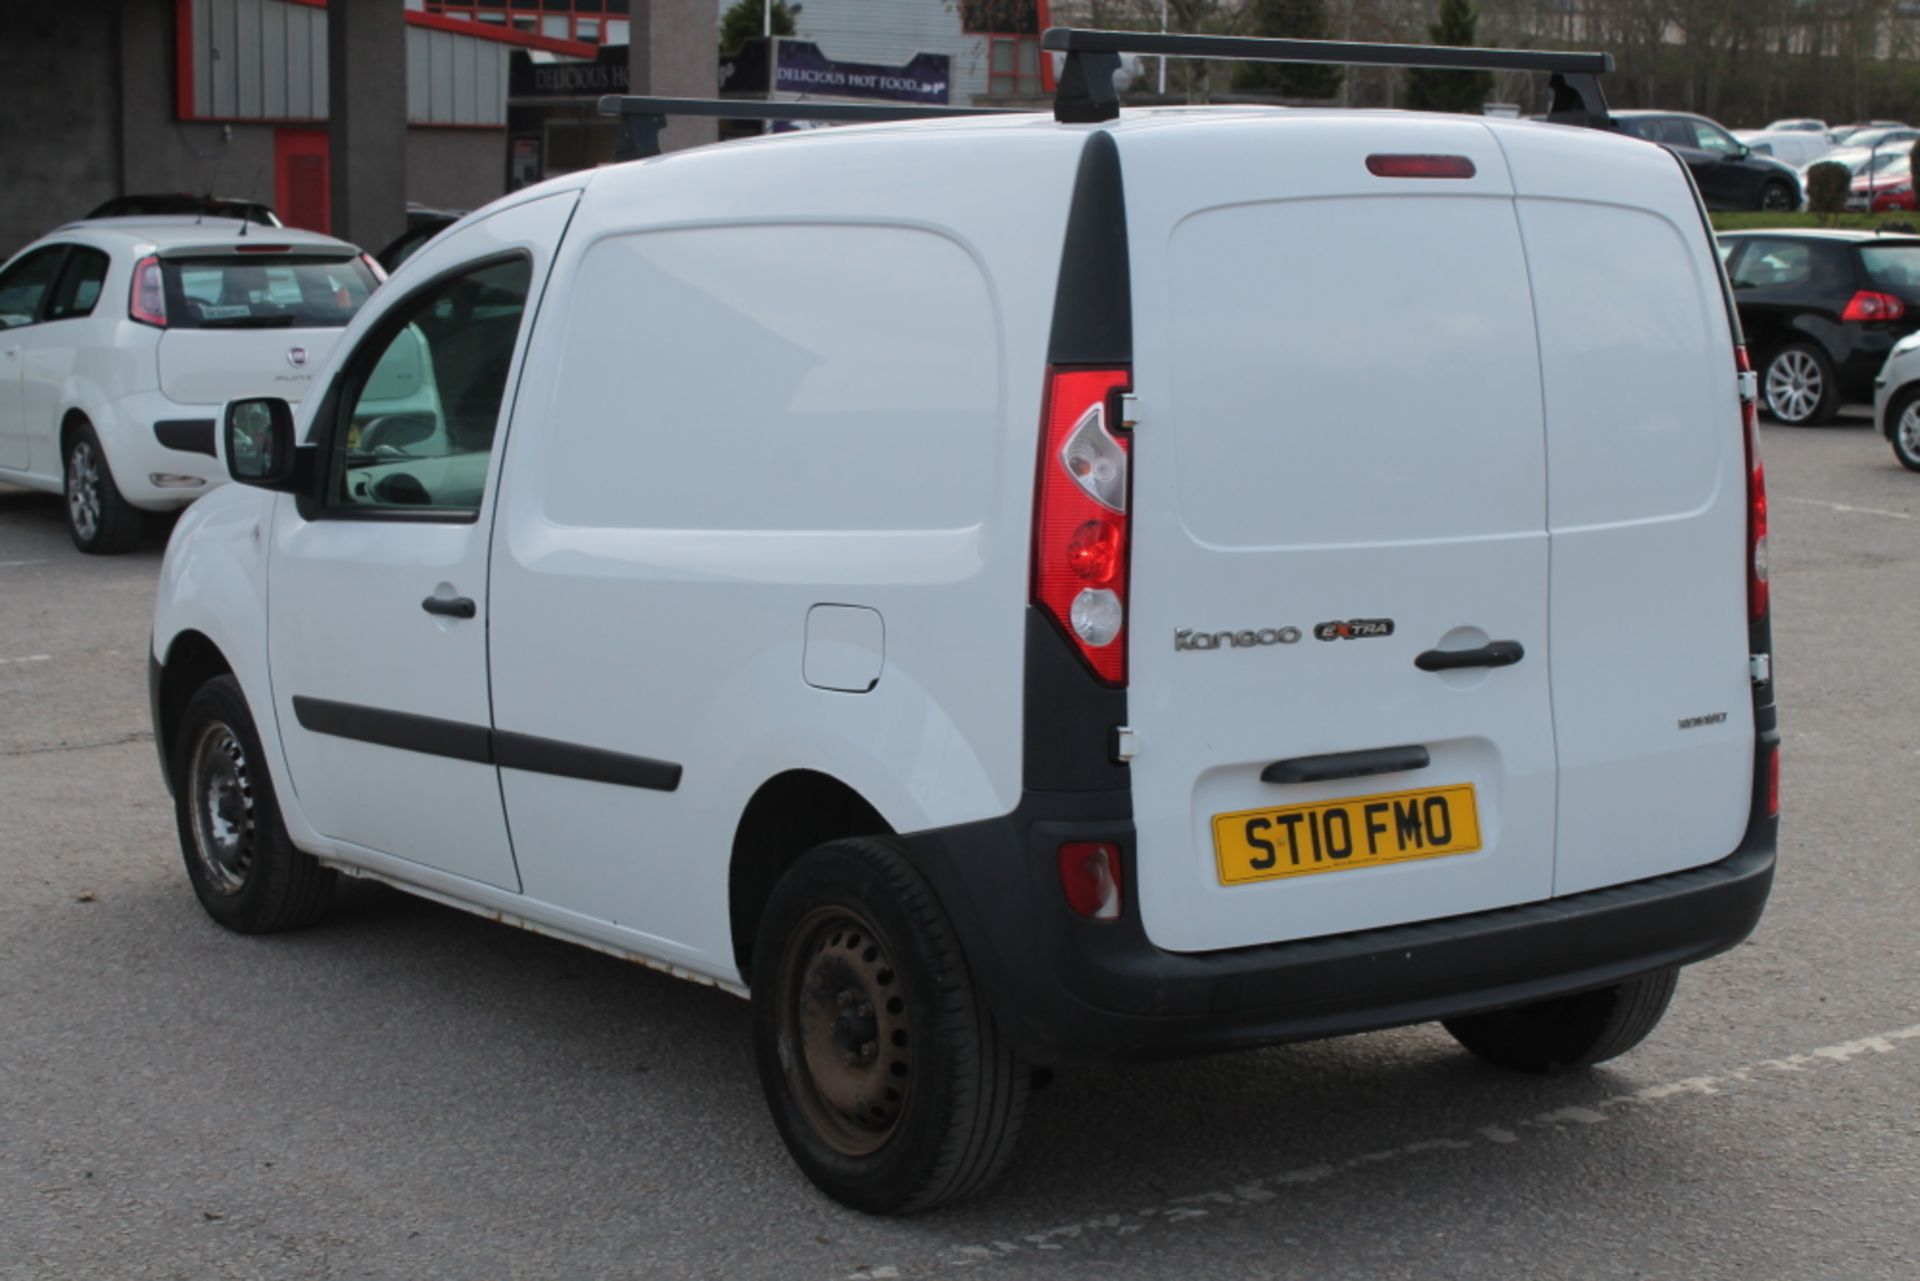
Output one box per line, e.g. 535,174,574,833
149,31,1780,1213
0,219,379,552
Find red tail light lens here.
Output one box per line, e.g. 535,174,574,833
1842,289,1905,322
1737,346,1768,621
1058,842,1123,921
1366,154,1477,180
129,255,166,328
1033,367,1133,685
1767,744,1780,817
361,252,388,283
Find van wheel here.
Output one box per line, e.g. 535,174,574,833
751,837,1030,1213
1442,967,1679,1074
1888,388,1920,471
64,421,144,555
171,675,336,933
1761,343,1837,425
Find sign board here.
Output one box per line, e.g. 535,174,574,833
720,39,952,106
509,44,628,99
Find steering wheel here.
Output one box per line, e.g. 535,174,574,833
357,413,437,455
369,472,432,505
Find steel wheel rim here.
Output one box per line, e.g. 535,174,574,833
1766,350,1823,423
67,440,101,542
1899,403,1920,460
778,906,911,1157
186,720,256,895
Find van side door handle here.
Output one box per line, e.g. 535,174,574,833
1414,640,1524,672
421,595,476,619
1262,745,1430,785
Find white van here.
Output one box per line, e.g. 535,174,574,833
148,31,1779,1213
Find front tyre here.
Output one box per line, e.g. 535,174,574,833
1442,967,1679,1074
1762,342,1839,425
64,420,144,554
1888,387,1920,472
751,837,1030,1213
171,675,335,933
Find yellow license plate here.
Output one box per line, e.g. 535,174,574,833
1213,783,1481,886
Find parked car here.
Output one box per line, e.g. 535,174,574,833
375,205,462,274
1848,158,1916,212
86,193,282,227
0,219,381,551
1614,110,1802,209
1830,120,1908,145
1805,144,1909,184
149,45,1778,1214
1718,230,1920,424
1735,129,1831,169
1873,333,1920,469
1762,117,1829,134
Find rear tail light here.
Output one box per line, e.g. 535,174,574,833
1033,366,1133,685
361,253,388,284
1737,346,1768,621
1842,289,1905,322
1058,842,1123,921
1767,744,1780,817
129,255,166,328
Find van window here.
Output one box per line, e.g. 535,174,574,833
327,256,531,516
540,225,1000,532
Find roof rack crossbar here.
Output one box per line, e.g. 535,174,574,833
598,95,1021,159
1041,27,1614,128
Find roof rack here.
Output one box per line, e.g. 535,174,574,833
1042,27,1614,129
597,95,1021,159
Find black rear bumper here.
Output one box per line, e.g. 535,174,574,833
903,747,1777,1066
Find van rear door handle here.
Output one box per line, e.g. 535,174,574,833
421,595,476,619
1262,744,1431,785
1415,640,1524,672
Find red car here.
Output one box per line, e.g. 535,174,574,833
1853,161,1917,212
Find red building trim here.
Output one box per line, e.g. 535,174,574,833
1036,0,1055,93
405,11,597,60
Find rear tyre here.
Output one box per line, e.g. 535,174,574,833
171,675,335,933
1888,387,1920,472
1756,180,1796,213
751,836,1030,1213
1762,342,1839,425
1442,967,1679,1074
63,420,144,555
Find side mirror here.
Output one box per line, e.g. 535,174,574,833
224,397,298,488
1734,144,1752,161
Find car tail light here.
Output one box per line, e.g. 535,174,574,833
1767,743,1780,817
361,253,388,283
1737,346,1768,621
1365,154,1477,179
129,255,166,328
1032,366,1133,685
1058,842,1123,921
1842,289,1905,322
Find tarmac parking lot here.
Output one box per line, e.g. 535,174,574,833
2,412,1918,1281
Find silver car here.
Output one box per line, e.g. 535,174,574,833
1873,333,1920,470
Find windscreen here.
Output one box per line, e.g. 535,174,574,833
163,255,377,329
1860,243,1920,290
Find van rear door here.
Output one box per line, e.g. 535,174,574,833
1117,116,1558,954
1498,125,1755,895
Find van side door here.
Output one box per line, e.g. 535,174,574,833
264,192,577,891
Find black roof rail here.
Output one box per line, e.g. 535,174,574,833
597,95,1022,159
1042,27,1614,129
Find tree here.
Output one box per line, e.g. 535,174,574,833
1234,0,1344,101
1403,0,1494,114
719,0,796,54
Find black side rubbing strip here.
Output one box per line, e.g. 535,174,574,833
1048,128,1131,367
290,697,681,792
153,419,216,457
495,730,682,793
1262,745,1431,785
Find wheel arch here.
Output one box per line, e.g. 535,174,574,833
59,406,93,460
729,769,894,979
155,629,234,774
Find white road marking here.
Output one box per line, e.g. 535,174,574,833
847,1022,1920,1279
0,559,48,567
0,654,51,666
1777,494,1915,521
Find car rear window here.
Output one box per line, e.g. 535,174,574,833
1860,243,1920,290
164,255,377,329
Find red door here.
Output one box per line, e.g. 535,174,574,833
275,128,330,234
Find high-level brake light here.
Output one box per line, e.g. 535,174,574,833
1032,367,1133,685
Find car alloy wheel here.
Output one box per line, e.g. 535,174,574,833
66,439,102,544
186,719,257,896
1760,182,1795,212
1765,348,1825,423
1897,398,1920,470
